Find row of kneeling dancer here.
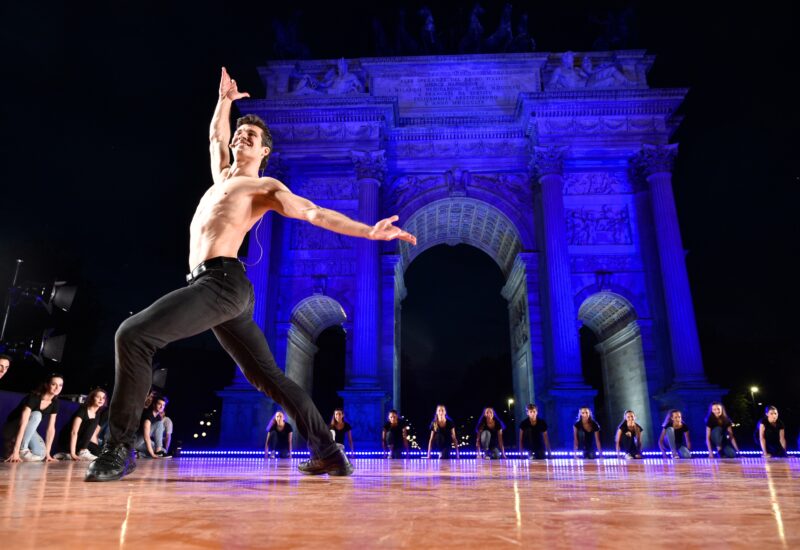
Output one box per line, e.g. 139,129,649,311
265,402,793,460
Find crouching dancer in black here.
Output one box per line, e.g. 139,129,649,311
85,67,416,481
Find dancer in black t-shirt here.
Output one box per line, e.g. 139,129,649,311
705,402,739,458
56,388,107,461
329,408,354,452
519,404,550,459
658,409,691,459
135,396,168,459
427,405,459,459
757,406,787,458
3,374,64,462
475,407,506,459
382,410,409,458
573,407,602,459
265,411,294,458
615,410,644,459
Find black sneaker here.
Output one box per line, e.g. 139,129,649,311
85,443,137,482
155,450,169,458
298,449,354,476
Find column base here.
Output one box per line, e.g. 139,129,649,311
338,387,389,451
217,388,275,449
541,384,598,448
654,382,726,445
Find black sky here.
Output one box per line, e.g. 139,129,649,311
1,2,797,441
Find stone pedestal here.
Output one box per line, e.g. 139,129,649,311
338,388,389,450
217,387,275,449
544,385,598,448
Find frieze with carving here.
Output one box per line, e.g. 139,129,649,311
385,175,445,210
287,58,365,96
539,117,659,136
471,173,532,214
565,205,633,245
291,178,357,200
562,172,632,195
546,52,638,90
269,122,380,143
570,255,642,273
395,139,526,159
290,213,357,250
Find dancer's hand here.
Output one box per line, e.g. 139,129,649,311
368,215,417,244
5,453,21,463
219,67,251,102
45,455,56,463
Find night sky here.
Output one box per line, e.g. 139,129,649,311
1,2,797,445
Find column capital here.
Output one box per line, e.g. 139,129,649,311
530,146,568,180
631,143,679,179
264,152,288,181
351,150,386,183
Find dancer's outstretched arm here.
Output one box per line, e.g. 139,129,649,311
267,179,417,244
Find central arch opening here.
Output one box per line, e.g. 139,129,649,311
400,244,513,447
578,291,653,445
312,325,346,423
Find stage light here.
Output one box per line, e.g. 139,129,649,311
750,386,759,393
13,281,78,314
0,328,67,364
1,260,76,365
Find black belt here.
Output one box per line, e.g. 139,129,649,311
186,257,243,283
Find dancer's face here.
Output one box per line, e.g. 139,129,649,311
484,409,494,421
436,406,446,419
580,408,590,420
48,377,64,397
275,412,285,424
230,125,269,163
388,412,398,425
767,409,778,423
671,411,682,425
154,399,166,414
712,404,722,417
625,412,636,423
0,358,10,379
334,410,343,423
93,392,107,407
527,408,537,421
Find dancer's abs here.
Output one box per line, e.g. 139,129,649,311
188,186,259,270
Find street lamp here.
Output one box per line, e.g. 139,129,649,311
749,386,759,416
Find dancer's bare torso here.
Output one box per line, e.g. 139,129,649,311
188,174,279,269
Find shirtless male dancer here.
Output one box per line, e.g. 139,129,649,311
85,67,416,481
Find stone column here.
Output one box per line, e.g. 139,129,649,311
532,146,583,383
350,150,385,385
340,150,387,449
532,147,596,447
632,144,705,384
632,144,722,438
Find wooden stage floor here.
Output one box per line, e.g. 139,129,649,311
2,456,798,549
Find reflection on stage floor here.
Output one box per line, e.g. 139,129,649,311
2,456,798,548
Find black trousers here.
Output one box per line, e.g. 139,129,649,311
108,258,338,459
